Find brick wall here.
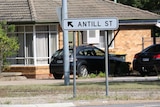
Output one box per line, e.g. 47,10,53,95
5,66,50,79
109,26,153,68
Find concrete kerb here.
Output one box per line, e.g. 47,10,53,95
0,103,75,107
108,76,160,82
0,76,160,86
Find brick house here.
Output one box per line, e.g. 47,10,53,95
0,0,160,79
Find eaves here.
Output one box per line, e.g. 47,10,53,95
119,19,158,26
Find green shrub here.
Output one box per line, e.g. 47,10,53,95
98,72,105,77
89,73,97,78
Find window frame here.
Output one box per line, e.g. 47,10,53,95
7,24,58,66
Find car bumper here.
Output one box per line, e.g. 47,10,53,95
133,60,160,73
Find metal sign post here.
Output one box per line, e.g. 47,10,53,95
105,31,109,96
62,0,70,85
73,31,77,98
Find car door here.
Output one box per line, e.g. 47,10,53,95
84,47,105,72
77,46,105,73
92,47,105,72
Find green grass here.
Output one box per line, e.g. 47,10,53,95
0,81,160,94
109,81,160,90
0,81,160,101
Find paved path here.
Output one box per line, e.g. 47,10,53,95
0,103,75,107
0,76,159,86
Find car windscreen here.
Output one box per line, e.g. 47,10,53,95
52,49,62,58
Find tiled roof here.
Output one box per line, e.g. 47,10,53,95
67,0,160,20
30,0,61,22
0,0,160,23
0,0,33,22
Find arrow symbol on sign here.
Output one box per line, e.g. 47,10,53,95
68,21,73,27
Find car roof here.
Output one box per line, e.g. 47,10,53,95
141,44,160,52
75,45,104,52
69,45,94,49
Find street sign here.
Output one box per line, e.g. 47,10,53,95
63,18,119,31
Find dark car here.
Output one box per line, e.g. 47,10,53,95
49,45,130,79
133,44,160,76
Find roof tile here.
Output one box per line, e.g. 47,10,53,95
0,0,33,22
0,0,160,23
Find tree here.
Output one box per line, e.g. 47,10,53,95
0,21,19,73
112,0,160,13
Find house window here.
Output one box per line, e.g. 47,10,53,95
35,25,49,64
7,24,58,65
7,26,34,65
82,30,100,44
99,30,114,49
82,30,114,49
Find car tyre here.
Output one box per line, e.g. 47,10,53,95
77,65,88,77
140,71,146,77
53,72,63,79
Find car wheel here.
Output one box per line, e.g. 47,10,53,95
140,71,146,77
53,72,63,79
78,65,88,77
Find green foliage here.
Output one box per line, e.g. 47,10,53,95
89,73,97,78
0,21,19,72
98,71,105,77
89,72,106,78
113,0,160,12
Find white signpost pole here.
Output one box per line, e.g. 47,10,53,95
73,31,77,98
62,0,70,85
105,31,109,96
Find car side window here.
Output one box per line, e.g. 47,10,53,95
79,50,87,56
79,49,96,56
85,49,94,56
78,47,105,56
93,48,104,56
